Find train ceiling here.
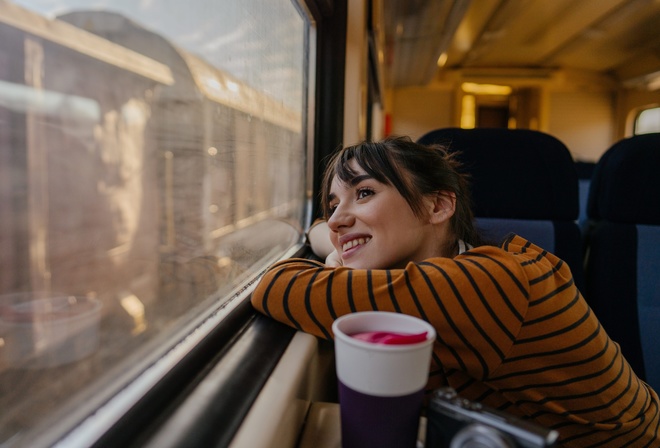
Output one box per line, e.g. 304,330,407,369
382,0,660,89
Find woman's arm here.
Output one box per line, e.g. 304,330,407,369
251,245,529,379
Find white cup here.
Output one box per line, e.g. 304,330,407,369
332,311,436,448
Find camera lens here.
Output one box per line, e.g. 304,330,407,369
449,423,515,448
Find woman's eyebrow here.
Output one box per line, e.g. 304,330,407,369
348,174,372,186
327,174,374,202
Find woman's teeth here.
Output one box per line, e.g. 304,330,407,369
342,237,371,252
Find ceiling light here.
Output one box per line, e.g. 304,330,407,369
461,82,512,95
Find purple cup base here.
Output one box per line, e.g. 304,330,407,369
338,381,423,448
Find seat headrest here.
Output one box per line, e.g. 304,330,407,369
417,128,578,220
587,133,660,224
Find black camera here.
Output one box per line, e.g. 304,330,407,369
425,388,559,448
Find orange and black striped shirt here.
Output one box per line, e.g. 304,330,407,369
251,234,659,447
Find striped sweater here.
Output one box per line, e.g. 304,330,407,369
251,234,659,447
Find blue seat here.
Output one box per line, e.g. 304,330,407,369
584,132,660,388
575,161,596,234
417,127,585,293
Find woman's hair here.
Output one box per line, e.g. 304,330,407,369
321,135,485,247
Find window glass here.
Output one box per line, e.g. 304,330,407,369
635,107,660,135
0,0,308,444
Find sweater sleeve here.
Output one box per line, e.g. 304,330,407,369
251,245,530,379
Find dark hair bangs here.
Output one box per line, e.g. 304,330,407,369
334,143,391,186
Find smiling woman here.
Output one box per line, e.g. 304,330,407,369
251,136,660,447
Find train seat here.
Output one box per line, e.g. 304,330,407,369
584,132,660,388
417,127,585,294
575,160,596,234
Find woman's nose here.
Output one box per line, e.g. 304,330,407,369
327,203,354,230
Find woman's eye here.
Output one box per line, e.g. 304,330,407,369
327,204,338,216
356,188,374,200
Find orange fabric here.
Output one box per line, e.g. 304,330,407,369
251,234,660,447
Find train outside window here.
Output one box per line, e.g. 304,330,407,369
0,0,311,445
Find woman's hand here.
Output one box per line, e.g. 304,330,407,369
307,219,342,266
307,220,334,259
325,250,343,267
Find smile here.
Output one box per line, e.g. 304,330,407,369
342,237,371,252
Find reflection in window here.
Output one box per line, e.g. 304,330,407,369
635,107,660,135
0,0,308,444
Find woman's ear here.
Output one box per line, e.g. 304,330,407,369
429,191,456,224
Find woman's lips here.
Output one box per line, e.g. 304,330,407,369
341,236,371,258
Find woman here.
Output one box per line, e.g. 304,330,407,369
251,136,659,446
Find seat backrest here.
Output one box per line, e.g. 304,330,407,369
417,127,584,292
584,132,660,388
575,161,596,234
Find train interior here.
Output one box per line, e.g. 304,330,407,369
1,0,660,446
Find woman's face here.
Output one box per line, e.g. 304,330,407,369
326,159,444,269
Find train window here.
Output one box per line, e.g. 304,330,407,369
0,0,310,445
635,107,660,135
